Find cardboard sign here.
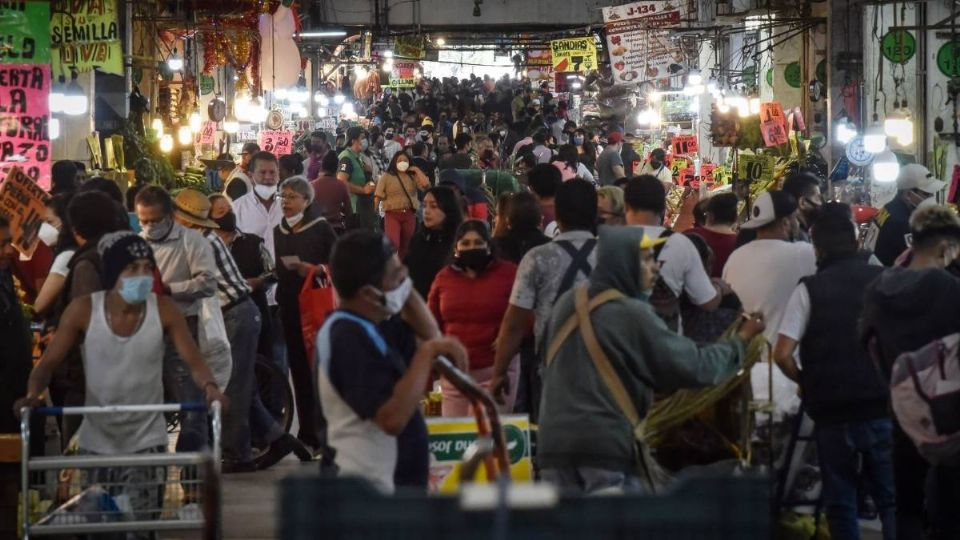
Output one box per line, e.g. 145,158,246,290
738,154,775,183
550,37,597,73
679,163,716,188
258,130,293,156
759,101,788,146
427,415,532,493
389,61,417,88
0,64,51,190
669,156,690,177
0,166,49,258
0,1,51,63
671,135,698,156
602,1,689,84
50,0,123,78
197,121,216,145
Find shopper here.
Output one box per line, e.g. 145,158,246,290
15,231,226,520
623,176,723,333
490,180,598,415
723,190,816,417
864,164,946,266
405,186,464,298
637,148,673,189
688,192,739,277
311,150,354,234
438,169,488,221
439,133,474,170
50,160,79,197
781,172,823,242
596,131,626,186
597,186,626,227
303,130,331,180
552,144,595,184
0,216,32,436
337,127,378,230
34,194,77,316
528,164,562,235
279,154,305,182
273,176,337,453
428,221,519,415
537,225,764,494
492,191,550,264
375,151,431,260
136,185,218,453
773,208,893,540
316,230,466,493
225,142,261,201
234,151,285,261
861,204,960,540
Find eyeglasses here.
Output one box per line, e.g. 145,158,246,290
279,193,305,201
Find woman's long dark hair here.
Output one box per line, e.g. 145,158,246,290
555,144,579,172
46,193,78,255
424,185,463,236
455,219,492,245
386,150,411,176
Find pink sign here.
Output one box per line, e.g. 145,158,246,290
196,121,217,145
0,64,51,190
258,130,293,156
760,102,788,147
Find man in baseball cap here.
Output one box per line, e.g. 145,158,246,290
864,164,947,265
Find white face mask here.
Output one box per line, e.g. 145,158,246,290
38,222,59,246
397,161,410,172
254,184,277,200
380,277,413,315
286,212,304,227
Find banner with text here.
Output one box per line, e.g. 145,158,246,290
51,0,123,78
0,166,50,258
389,61,417,88
525,49,553,88
0,64,51,190
602,1,689,85
0,1,52,64
549,37,597,74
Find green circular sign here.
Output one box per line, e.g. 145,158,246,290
503,424,526,464
937,42,960,77
200,75,215,96
784,62,802,88
882,31,916,65
816,59,827,83
766,68,773,87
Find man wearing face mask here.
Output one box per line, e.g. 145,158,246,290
537,226,764,494
637,148,673,190
16,232,227,517
782,172,824,243
864,164,946,266
316,230,468,493
337,127,378,230
135,186,218,455
381,126,403,163
233,151,285,264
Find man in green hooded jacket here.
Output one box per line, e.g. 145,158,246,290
538,225,765,493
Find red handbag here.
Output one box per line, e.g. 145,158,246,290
299,264,337,368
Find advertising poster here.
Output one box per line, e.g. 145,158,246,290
525,49,553,88
0,166,50,258
51,0,124,78
549,37,597,73
602,1,688,85
390,61,417,88
0,1,52,63
0,64,52,190
426,415,532,493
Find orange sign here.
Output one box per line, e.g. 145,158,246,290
760,102,788,146
0,166,49,258
671,135,698,156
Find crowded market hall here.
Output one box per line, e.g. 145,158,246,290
2,0,960,538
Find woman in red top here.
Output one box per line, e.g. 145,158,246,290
428,220,519,416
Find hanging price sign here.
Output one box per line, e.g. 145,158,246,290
759,101,789,146
669,156,690,177
671,135,698,156
196,121,216,145
258,130,293,156
738,154,775,183
881,31,916,65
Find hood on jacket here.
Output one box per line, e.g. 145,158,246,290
868,267,947,317
589,225,647,298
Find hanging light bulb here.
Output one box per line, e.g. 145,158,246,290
159,133,174,153
317,93,330,107
151,117,164,133
863,122,887,153
334,93,346,104
717,100,731,114
223,110,239,134
340,102,355,116
383,50,395,59
167,49,184,71
48,118,60,140
749,97,761,115
62,75,88,116
895,121,915,146
248,97,267,123
188,111,202,133
688,97,701,114
49,90,65,114
872,149,900,182
683,84,705,96
706,79,719,95
435,37,446,47
687,69,703,86
316,107,328,118
835,122,857,145
637,107,660,126
177,125,193,145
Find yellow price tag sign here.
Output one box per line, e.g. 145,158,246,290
738,154,775,183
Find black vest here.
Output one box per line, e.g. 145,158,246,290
800,256,888,424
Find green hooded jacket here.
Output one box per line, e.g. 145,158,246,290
537,226,747,472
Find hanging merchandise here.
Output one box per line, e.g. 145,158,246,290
259,4,301,91
845,136,874,167
50,0,123,78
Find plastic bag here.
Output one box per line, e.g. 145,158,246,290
198,296,232,390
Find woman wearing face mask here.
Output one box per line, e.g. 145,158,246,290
375,152,430,260
427,220,520,416
405,186,464,298
34,194,78,316
573,129,597,175
273,176,338,452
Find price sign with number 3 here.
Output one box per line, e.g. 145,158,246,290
258,130,294,156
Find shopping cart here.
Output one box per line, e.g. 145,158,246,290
20,402,222,539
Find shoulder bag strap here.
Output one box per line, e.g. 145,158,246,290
553,239,597,303
394,173,417,209
544,287,623,367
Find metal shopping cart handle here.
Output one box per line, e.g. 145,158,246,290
31,401,213,416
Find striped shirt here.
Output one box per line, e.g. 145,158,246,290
204,230,252,309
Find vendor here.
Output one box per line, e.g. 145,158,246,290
224,142,261,201
863,164,945,266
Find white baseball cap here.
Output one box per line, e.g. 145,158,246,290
897,164,945,193
740,190,799,230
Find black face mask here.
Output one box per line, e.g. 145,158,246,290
455,249,492,272
650,160,663,170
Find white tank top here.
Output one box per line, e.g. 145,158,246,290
77,292,168,454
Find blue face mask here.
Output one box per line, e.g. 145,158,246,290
361,139,370,151
573,136,584,145
118,275,154,304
